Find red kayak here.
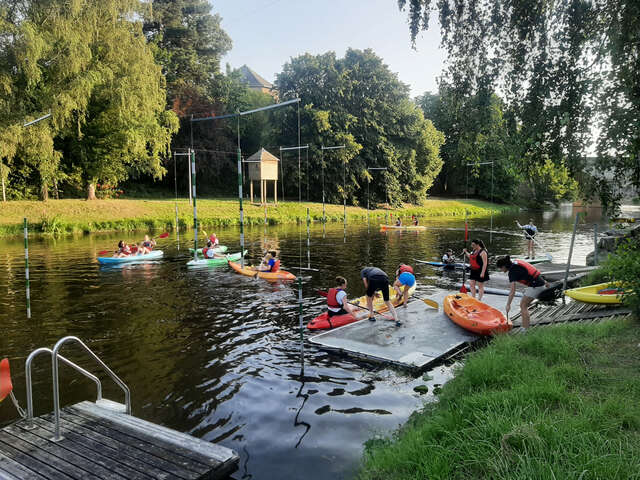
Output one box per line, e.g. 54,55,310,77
307,310,369,330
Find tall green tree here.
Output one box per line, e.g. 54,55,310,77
0,0,178,199
276,49,444,206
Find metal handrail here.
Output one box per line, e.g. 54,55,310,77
24,347,103,428
52,336,131,441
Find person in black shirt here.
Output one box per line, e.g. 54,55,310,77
497,256,549,332
361,267,400,326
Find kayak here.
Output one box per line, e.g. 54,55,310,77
564,282,625,304
187,251,246,267
228,261,297,281
98,250,164,265
511,254,552,265
189,245,228,255
307,283,417,330
459,284,524,297
415,259,469,269
380,224,427,231
444,293,512,335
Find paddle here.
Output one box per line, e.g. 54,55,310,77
460,251,468,293
317,290,394,320
98,232,169,256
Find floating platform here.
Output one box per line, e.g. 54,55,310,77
309,292,521,371
0,399,238,480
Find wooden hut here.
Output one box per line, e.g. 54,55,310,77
246,148,279,205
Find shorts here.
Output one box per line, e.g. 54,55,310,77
328,307,348,317
470,269,490,283
366,277,390,301
398,272,416,287
524,285,546,299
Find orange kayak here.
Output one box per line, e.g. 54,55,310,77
443,293,511,335
228,261,297,282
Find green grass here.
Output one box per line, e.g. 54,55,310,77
359,319,640,480
0,197,515,237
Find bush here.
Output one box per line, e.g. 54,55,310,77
599,238,640,315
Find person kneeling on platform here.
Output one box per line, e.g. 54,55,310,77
327,276,357,320
497,256,549,333
361,267,400,326
393,264,415,308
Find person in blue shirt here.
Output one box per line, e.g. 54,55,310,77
393,264,415,308
258,250,278,272
516,219,538,259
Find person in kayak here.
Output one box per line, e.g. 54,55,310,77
516,219,537,259
327,276,357,319
202,240,225,259
412,215,419,226
464,239,489,300
135,242,151,255
442,249,456,265
258,250,279,272
114,240,131,257
393,264,415,307
497,256,549,333
141,235,156,251
361,267,400,326
395,218,402,226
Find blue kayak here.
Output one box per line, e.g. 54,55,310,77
98,250,164,265
414,259,469,269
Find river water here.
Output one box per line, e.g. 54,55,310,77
0,206,610,479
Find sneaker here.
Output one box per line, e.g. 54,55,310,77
524,256,530,259
395,321,402,327
368,316,376,322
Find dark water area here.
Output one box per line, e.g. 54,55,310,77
0,206,612,479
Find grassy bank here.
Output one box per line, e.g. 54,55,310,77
0,197,516,237
359,319,640,480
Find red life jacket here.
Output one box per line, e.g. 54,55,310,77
398,264,414,274
327,288,344,309
469,249,484,270
271,259,280,272
512,260,541,286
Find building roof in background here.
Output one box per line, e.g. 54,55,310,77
246,148,279,163
239,65,274,90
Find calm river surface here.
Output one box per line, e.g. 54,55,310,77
0,206,612,479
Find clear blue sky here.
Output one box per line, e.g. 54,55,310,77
213,0,444,97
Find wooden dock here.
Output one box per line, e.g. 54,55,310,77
511,300,631,329
0,399,238,480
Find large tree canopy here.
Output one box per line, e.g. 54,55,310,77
276,49,444,206
399,0,639,210
0,0,178,200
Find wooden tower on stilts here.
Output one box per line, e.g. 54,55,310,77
246,148,279,205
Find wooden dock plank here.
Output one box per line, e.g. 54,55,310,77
0,451,49,480
29,417,186,480
62,409,210,474
12,421,151,480
0,435,77,480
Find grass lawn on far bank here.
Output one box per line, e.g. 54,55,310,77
0,197,516,237
359,319,640,480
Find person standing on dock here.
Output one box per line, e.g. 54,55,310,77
516,219,538,259
464,239,489,300
497,256,549,332
393,264,415,307
361,267,400,326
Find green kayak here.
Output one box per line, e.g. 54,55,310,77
186,251,246,267
188,245,228,256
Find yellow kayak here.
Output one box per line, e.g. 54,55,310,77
349,284,417,312
564,282,625,304
380,224,427,231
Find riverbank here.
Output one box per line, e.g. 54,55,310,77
359,319,640,479
0,197,516,236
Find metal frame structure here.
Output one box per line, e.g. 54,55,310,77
367,166,388,227
280,144,309,202
466,160,495,242
320,145,345,222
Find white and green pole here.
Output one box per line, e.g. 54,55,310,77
298,276,304,369
24,218,31,319
191,149,198,262
237,130,245,268
306,208,311,269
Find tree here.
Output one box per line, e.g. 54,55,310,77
276,49,444,206
398,0,639,211
0,0,178,199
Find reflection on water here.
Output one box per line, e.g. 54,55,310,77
0,208,609,479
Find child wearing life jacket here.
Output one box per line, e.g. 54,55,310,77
114,241,131,257
135,242,150,255
463,239,490,300
258,251,279,272
142,235,156,251
395,218,402,226
412,215,418,226
393,264,415,307
497,256,548,332
327,276,357,319
442,249,455,264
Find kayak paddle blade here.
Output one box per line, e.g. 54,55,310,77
0,358,13,402
422,298,439,310
460,284,468,293
158,232,170,239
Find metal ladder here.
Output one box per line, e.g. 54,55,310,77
24,336,131,441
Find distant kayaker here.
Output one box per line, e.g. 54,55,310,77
463,239,489,300
412,215,418,226
516,219,537,259
209,233,219,246
141,235,156,251
497,256,549,333
395,218,402,227
258,250,279,272
135,242,150,255
361,267,400,326
202,240,224,259
327,276,357,320
114,240,131,257
442,249,455,265
393,264,415,307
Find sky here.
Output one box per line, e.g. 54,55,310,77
212,0,445,98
